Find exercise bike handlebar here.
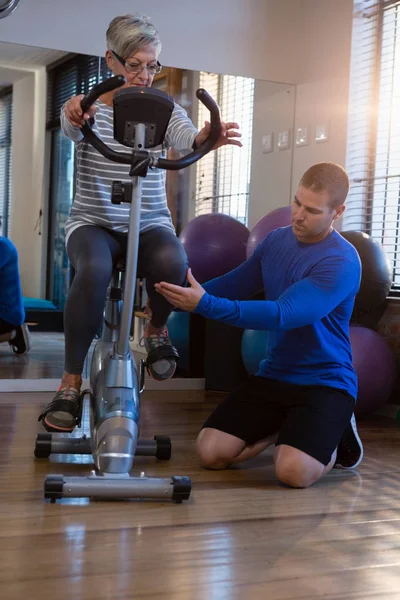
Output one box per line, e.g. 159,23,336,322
80,74,126,114
80,75,222,171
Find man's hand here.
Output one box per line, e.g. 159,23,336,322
155,268,205,312
195,120,242,151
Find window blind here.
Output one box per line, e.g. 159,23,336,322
344,0,400,291
46,54,111,308
194,72,255,225
47,54,111,129
0,87,13,237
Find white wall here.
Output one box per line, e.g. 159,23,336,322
246,0,354,227
33,68,48,297
248,82,296,229
0,0,317,83
290,0,354,197
8,68,47,298
291,75,352,197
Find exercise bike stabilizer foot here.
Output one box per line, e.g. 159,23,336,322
34,433,53,459
154,435,172,460
44,474,64,502
171,476,191,503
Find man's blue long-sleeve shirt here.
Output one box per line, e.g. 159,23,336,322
194,226,361,398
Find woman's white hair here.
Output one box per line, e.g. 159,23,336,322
106,14,161,58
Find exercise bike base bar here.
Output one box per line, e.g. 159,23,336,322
44,474,191,503
34,433,171,461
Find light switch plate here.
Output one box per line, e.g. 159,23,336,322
316,122,330,143
296,126,309,147
278,130,291,150
261,133,274,154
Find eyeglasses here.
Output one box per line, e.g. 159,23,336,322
111,51,162,76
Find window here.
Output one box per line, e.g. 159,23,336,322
46,54,111,309
344,0,400,292
0,87,12,237
194,72,255,225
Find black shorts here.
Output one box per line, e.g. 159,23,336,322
202,375,355,466
0,316,15,335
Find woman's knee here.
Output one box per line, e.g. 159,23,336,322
67,226,121,290
74,256,113,289
149,240,188,283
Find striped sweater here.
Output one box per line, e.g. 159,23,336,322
62,98,199,244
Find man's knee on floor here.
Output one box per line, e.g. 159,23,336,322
196,429,240,470
274,446,325,488
275,462,320,488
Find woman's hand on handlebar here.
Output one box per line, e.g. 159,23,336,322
194,120,242,151
65,94,97,128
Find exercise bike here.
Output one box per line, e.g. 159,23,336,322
34,74,221,502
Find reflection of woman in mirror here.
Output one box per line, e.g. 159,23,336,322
39,13,242,433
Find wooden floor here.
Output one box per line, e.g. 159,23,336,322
0,332,67,379
0,332,125,380
0,389,399,599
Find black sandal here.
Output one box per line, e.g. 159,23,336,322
38,388,87,433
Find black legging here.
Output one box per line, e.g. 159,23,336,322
64,225,188,374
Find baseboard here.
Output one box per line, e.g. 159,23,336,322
0,377,205,393
375,404,400,420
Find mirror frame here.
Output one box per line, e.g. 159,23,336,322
0,0,20,19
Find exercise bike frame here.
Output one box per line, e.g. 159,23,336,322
35,75,222,502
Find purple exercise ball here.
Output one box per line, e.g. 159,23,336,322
246,205,292,258
350,325,397,418
179,213,250,284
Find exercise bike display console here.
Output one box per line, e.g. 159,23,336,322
34,75,222,502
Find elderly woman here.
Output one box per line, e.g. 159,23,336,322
39,13,241,433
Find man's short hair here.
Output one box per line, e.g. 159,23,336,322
300,162,349,208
